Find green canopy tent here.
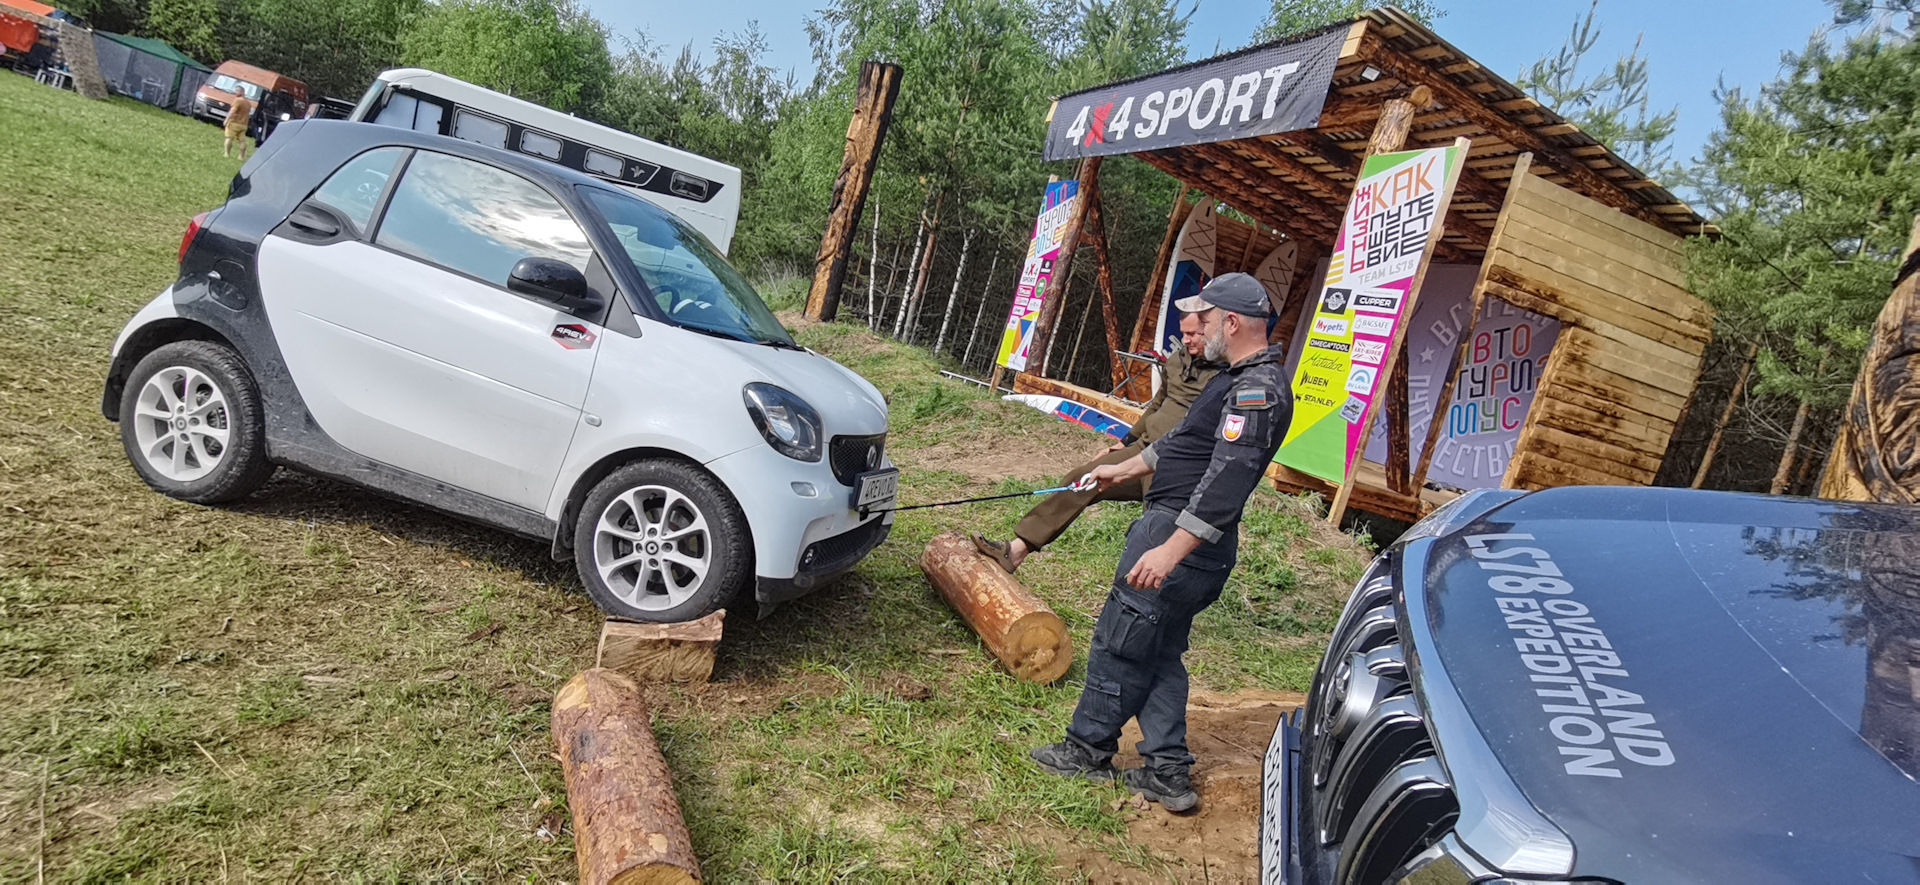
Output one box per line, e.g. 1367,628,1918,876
92,31,210,114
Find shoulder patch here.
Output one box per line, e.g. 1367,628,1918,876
1233,387,1271,409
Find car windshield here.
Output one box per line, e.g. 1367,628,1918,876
210,75,262,100
582,187,794,347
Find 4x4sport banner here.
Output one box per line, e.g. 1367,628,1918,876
996,179,1079,371
1276,143,1466,483
1041,27,1346,161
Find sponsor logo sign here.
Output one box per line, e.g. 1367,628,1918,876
996,180,1079,371
1278,145,1462,482
1043,28,1345,161
1312,316,1349,337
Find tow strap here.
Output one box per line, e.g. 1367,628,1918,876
861,475,1096,516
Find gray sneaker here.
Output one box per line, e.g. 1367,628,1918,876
1029,741,1115,782
1121,766,1198,812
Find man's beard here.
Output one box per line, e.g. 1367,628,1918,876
1203,324,1229,362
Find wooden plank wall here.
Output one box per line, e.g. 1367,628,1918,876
1482,172,1711,490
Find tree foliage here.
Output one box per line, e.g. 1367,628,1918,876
1257,0,1441,42
1685,22,1920,408
1517,0,1678,176
400,0,614,115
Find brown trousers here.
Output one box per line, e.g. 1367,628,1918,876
1013,441,1151,550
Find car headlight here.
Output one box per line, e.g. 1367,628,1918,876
743,383,822,462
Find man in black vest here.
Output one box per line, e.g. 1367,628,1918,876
1028,272,1293,813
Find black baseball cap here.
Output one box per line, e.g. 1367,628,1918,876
1174,272,1271,317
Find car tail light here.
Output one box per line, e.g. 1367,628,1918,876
179,211,209,264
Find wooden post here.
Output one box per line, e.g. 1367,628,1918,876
1370,86,1434,500
1032,158,1101,378
1124,184,1193,401
1327,130,1466,526
805,61,902,322
919,534,1072,684
596,611,725,683
552,669,701,885
1691,340,1760,489
1412,154,1534,493
1084,185,1127,389
1271,241,1323,347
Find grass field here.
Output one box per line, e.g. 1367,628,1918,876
0,73,1371,881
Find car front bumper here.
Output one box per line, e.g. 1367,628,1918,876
702,441,894,609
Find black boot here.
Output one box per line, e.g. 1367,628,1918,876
1028,741,1115,782
1121,765,1198,812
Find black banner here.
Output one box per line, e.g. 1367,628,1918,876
1042,28,1347,161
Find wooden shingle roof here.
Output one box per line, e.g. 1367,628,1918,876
1128,8,1712,262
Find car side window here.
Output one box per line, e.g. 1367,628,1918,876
373,151,593,287
308,147,406,236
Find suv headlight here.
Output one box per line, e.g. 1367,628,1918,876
743,383,822,462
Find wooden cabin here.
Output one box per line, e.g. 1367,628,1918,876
1008,8,1714,522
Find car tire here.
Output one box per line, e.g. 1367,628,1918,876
574,460,752,623
118,340,274,504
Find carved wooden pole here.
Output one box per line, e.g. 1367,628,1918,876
1031,157,1101,379
1822,216,1920,503
806,61,902,322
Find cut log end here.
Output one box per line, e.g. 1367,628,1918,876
919,533,1076,684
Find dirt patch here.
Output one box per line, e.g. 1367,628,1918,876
1109,689,1303,883
905,429,1096,484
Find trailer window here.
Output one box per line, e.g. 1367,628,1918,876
584,149,623,178
452,110,508,149
519,129,563,161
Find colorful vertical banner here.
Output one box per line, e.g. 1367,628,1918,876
1276,144,1464,483
996,180,1079,371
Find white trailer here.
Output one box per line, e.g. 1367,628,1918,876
350,68,742,253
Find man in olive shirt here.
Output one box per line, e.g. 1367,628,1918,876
972,311,1222,573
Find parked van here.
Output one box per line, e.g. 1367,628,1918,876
194,60,308,125
350,68,742,253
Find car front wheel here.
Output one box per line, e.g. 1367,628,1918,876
118,340,274,504
573,460,752,622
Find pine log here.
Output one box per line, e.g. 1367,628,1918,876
552,669,700,885
919,533,1073,684
596,611,725,684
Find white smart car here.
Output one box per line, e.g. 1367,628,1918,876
101,120,896,622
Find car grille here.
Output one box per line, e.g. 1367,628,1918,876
828,434,886,487
800,517,890,575
1300,555,1459,884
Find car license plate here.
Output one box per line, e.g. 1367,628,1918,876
854,468,898,513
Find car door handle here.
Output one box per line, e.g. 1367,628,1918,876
287,202,342,238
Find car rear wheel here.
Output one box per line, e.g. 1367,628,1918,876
574,460,751,623
118,340,274,504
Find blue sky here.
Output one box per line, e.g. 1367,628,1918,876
582,1,1843,170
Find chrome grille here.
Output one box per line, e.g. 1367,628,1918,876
1299,554,1458,884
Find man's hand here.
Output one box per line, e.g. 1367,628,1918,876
1088,462,1130,491
1127,542,1186,591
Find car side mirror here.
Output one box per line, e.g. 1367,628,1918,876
508,257,602,314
